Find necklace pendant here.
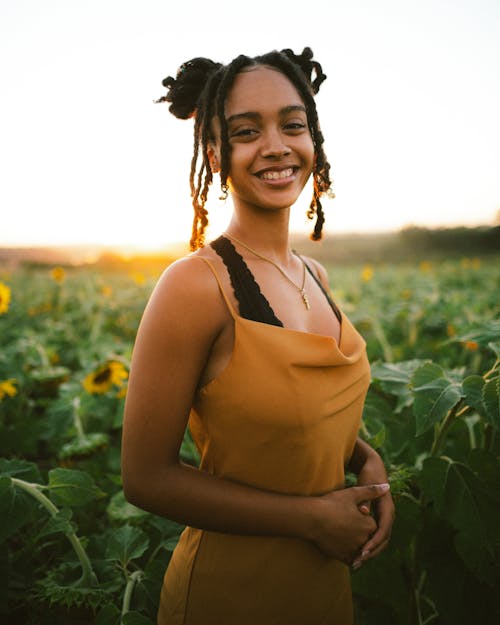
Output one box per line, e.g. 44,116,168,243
301,291,310,310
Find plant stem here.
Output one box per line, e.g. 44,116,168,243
34,340,50,368
11,477,97,586
360,420,370,439
430,402,462,457
121,569,143,619
370,316,394,363
483,357,499,380
71,396,86,442
89,309,104,345
484,423,495,451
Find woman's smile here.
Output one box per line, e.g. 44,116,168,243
255,165,297,180
254,165,300,185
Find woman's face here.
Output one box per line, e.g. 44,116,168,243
211,65,315,215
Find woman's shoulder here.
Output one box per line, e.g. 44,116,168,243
158,245,226,289
300,254,330,290
158,248,215,286
145,246,230,331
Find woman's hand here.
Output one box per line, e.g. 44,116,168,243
309,483,391,565
351,446,395,569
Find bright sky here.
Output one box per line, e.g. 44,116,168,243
1,0,499,250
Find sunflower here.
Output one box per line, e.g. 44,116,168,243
361,265,374,283
0,282,11,314
464,341,479,352
130,272,146,285
0,379,18,401
116,385,128,399
51,266,66,283
83,361,128,394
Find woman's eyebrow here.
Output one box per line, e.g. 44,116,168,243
281,105,307,116
226,111,260,124
226,105,307,125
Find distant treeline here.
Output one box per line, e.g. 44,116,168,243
1,226,498,270
292,225,500,264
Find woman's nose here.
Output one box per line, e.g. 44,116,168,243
260,129,291,158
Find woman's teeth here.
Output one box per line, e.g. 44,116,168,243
260,168,294,180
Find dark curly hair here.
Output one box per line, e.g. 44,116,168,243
156,47,333,250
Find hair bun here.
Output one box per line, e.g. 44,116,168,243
280,47,327,94
157,57,222,119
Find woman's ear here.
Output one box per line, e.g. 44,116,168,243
207,143,220,173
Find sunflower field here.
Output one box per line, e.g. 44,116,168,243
0,254,499,624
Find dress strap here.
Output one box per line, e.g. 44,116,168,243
210,236,283,327
297,256,343,323
197,257,238,320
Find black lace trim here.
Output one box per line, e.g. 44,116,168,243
210,235,342,327
210,236,284,327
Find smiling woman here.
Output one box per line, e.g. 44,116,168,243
154,49,332,251
121,47,394,625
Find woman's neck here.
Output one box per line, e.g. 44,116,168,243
225,210,293,266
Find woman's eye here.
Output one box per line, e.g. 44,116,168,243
284,122,306,131
231,128,258,138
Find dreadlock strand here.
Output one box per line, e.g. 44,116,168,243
190,198,209,251
215,55,252,192
189,115,204,198
311,197,325,241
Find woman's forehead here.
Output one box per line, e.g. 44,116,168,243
224,65,305,115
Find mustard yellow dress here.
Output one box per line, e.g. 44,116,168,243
158,257,370,625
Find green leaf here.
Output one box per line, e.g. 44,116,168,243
0,477,36,543
369,426,386,449
38,508,76,538
411,362,463,435
122,612,155,625
106,524,149,566
390,494,422,551
147,515,184,540
96,604,121,625
30,366,71,382
106,490,149,522
468,449,500,499
370,359,424,412
482,375,500,429
386,464,416,497
180,434,200,466
487,341,500,360
0,458,41,482
420,457,500,584
462,375,486,415
48,468,106,506
453,320,500,346
58,432,109,460
143,557,169,586
361,392,393,422
161,535,181,552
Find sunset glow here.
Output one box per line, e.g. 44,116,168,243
1,0,499,251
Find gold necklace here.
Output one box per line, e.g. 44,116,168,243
223,232,310,310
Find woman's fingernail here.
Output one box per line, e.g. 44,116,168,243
362,549,370,557
352,560,362,570
379,483,390,491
